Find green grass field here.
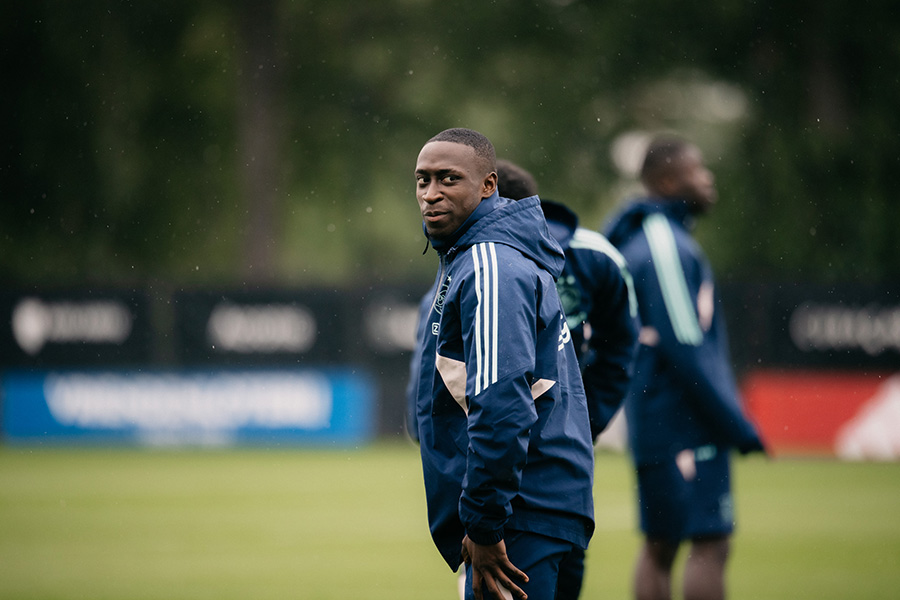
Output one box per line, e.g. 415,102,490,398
1,443,898,599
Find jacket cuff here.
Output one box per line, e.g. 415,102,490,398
466,527,504,546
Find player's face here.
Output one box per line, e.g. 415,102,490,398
672,146,717,214
415,141,496,240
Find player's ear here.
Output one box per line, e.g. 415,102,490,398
481,171,498,198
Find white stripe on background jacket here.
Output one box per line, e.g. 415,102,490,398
604,198,764,465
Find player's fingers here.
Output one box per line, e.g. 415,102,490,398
482,572,508,600
496,575,526,600
502,558,529,584
472,570,484,600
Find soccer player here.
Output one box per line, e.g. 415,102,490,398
411,128,595,600
604,135,766,600
496,158,639,600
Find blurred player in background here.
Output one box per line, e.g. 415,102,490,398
496,158,639,600
603,134,766,600
411,128,596,600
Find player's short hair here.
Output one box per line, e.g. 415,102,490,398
496,159,538,200
427,128,497,174
640,135,691,188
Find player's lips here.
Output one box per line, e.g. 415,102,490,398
423,211,447,222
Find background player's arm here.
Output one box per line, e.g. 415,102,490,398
580,255,638,438
639,240,762,452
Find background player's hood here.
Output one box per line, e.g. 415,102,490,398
539,199,579,250
436,191,565,279
604,196,692,248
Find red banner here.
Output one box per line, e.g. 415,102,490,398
742,370,900,459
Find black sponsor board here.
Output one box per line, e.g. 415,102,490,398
721,282,900,372
172,288,356,366
0,290,153,367
353,284,432,437
356,284,426,357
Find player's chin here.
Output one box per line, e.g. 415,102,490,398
698,195,717,212
427,215,460,237
425,224,451,240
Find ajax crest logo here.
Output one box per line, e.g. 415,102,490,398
556,275,586,330
434,275,451,315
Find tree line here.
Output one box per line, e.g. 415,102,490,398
3,1,898,288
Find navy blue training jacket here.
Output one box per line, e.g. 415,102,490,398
541,200,639,439
415,191,595,570
604,198,763,465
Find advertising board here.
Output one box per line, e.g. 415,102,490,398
1,368,375,446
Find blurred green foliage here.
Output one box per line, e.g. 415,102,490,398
3,1,898,287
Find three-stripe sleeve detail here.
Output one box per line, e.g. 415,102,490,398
642,214,703,346
472,242,499,395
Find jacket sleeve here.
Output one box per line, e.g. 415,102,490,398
579,252,639,439
456,244,540,545
637,216,763,453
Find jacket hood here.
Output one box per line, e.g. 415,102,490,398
540,199,578,250
604,196,693,248
437,191,565,279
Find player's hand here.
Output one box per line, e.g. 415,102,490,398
461,535,529,600
738,434,768,456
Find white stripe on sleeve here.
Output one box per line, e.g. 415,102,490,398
472,242,499,395
472,246,484,395
643,214,703,346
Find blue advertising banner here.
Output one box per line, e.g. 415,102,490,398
1,368,375,446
